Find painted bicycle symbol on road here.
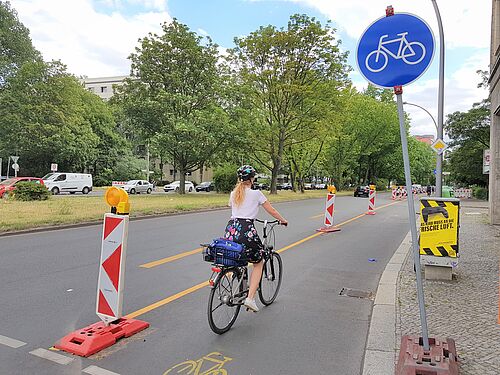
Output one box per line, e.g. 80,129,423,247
164,352,233,375
365,32,426,73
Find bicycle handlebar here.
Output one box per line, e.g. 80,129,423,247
255,219,286,226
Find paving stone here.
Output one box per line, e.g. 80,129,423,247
396,204,500,374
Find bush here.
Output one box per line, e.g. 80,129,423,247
375,178,389,191
472,186,488,200
213,163,238,193
11,182,50,201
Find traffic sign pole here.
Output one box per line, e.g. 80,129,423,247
396,90,430,351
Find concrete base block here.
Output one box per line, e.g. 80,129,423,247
424,265,452,281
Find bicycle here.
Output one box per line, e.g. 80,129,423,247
365,32,426,73
203,219,284,334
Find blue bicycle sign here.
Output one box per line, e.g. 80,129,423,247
357,13,434,88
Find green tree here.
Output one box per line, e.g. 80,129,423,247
115,19,232,194
0,61,101,176
445,99,490,186
0,1,41,85
230,14,350,193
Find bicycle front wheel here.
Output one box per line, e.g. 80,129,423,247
258,252,282,305
208,268,243,334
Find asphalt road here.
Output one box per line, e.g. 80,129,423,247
0,193,412,375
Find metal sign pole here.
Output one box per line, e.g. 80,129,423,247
0,158,2,180
396,91,430,350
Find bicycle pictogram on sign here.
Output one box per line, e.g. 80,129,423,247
365,32,426,72
356,13,435,88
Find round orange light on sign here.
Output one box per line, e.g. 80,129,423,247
105,187,128,207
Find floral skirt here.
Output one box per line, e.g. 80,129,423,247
223,218,263,263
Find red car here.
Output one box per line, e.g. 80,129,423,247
0,177,45,198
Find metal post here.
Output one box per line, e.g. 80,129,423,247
6,156,10,179
397,92,430,350
432,0,445,197
0,158,2,181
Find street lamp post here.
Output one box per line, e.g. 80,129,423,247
431,0,445,198
403,101,439,188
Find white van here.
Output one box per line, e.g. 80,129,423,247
42,173,93,195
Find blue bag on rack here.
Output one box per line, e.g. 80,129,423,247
205,238,247,266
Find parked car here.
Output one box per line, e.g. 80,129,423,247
121,180,153,194
354,185,370,197
42,173,92,195
164,180,194,193
315,183,327,189
0,177,45,198
256,182,270,190
304,183,315,190
281,182,293,190
196,181,215,192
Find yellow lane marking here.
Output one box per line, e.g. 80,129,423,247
48,347,60,351
140,248,203,268
125,281,209,319
127,200,404,318
309,213,324,219
310,200,401,220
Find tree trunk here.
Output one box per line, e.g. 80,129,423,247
179,165,186,195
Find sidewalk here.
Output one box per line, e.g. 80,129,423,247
363,199,500,374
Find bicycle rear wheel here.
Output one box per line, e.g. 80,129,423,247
208,268,243,334
258,252,282,305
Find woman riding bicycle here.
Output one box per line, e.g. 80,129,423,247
224,165,288,312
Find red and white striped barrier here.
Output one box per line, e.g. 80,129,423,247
392,188,397,200
453,188,472,199
366,187,376,215
316,191,341,233
96,214,128,323
55,189,149,357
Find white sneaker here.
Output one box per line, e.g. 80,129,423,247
244,298,259,312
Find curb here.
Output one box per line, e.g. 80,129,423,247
362,231,412,375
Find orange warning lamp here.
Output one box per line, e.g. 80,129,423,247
369,184,376,191
327,185,337,194
105,187,130,215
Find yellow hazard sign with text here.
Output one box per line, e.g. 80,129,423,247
419,198,460,257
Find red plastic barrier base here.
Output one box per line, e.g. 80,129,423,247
55,318,149,357
316,226,341,233
365,211,377,215
395,335,459,375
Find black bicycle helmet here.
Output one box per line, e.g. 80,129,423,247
237,165,256,181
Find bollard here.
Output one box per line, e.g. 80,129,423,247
366,185,376,215
55,187,149,357
392,187,397,200
316,185,341,232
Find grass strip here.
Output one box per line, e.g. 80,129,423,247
0,190,352,232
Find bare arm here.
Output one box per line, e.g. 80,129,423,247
262,201,288,226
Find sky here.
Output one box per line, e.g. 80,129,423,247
8,0,492,137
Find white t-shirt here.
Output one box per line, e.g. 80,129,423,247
229,188,267,219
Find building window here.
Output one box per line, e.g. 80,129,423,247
170,169,174,176
101,86,107,93
87,87,93,92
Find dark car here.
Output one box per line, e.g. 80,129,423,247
256,182,270,190
195,181,215,192
354,185,370,197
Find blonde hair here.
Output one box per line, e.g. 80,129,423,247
232,180,251,207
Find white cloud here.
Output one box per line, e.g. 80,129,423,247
293,0,491,49
404,50,489,136
10,0,171,77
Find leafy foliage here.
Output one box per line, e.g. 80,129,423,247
114,19,233,194
445,99,489,186
11,181,50,201
213,163,238,193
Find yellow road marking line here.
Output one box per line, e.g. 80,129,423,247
125,281,209,319
140,247,203,268
309,200,401,220
125,200,404,319
309,213,324,219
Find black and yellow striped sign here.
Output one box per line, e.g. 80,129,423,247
419,198,460,258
